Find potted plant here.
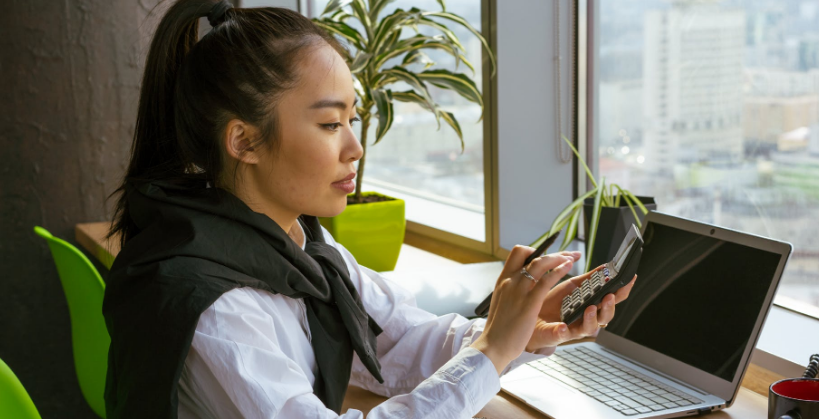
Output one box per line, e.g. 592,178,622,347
312,0,496,271
532,137,657,271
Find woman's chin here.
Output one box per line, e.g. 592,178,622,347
314,199,347,218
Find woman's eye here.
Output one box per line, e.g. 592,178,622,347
350,116,361,126
321,122,342,131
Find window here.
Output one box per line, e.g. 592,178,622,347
306,0,489,244
592,0,819,314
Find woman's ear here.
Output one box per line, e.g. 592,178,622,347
223,119,261,165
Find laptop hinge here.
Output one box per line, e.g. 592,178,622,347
598,347,710,396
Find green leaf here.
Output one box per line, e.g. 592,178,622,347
329,8,352,21
622,188,649,215
562,135,598,188
375,67,435,103
615,185,642,229
547,188,596,235
349,51,372,74
417,69,483,108
440,111,464,150
369,0,395,20
353,78,367,102
371,9,419,55
378,28,403,57
351,0,375,41
586,178,606,272
415,15,467,53
314,19,366,51
559,207,582,252
322,0,353,16
392,90,441,129
423,11,496,76
436,0,446,11
373,35,474,73
372,88,394,144
401,49,435,69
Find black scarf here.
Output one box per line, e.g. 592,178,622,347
103,179,384,418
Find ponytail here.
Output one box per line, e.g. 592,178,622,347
107,0,345,248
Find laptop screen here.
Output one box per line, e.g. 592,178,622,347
604,221,782,382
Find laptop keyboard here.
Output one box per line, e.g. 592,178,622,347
527,347,704,416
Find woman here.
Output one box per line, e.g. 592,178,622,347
103,1,635,418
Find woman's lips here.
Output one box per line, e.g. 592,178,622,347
332,179,355,193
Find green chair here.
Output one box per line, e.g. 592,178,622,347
34,226,109,418
0,357,42,419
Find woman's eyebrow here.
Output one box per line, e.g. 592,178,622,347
309,98,358,110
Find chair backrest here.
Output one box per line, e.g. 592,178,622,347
0,357,42,419
34,226,109,418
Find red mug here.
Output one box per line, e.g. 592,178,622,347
768,378,819,419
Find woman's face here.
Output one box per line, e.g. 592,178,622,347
238,43,363,225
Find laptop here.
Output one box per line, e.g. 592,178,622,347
500,211,793,418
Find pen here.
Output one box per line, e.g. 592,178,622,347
474,231,562,317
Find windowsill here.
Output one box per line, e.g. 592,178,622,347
753,304,819,377
361,180,485,242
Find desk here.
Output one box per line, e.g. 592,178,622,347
75,221,770,418
342,384,767,418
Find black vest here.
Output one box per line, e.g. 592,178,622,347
103,180,383,418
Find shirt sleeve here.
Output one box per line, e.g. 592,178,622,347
178,289,502,419
319,227,555,398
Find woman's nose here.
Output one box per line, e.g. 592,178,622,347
343,125,363,162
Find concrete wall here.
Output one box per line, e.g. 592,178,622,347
0,0,160,416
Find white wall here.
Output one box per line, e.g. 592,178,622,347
496,0,576,250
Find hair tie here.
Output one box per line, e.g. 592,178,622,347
208,0,233,27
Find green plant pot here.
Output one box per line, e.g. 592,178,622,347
318,192,406,272
582,195,657,270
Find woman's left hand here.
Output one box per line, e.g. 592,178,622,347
524,252,637,352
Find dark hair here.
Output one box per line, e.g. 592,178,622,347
107,0,345,248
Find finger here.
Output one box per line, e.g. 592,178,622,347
563,304,599,339
581,305,599,336
596,294,616,325
526,254,573,280
568,265,604,287
530,257,574,299
527,321,570,350
551,250,582,262
613,275,637,304
503,245,537,278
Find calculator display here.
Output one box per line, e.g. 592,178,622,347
611,225,641,274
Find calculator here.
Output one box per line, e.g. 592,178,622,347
560,224,644,325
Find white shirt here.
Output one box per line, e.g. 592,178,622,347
177,220,554,418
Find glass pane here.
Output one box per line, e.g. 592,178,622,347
595,0,819,310
307,0,486,241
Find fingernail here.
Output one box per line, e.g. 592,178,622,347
606,300,613,308
559,325,568,336
571,251,581,259
587,307,596,317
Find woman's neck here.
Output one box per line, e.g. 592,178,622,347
219,181,302,247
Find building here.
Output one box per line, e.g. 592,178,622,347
743,95,819,155
642,0,745,174
773,123,819,199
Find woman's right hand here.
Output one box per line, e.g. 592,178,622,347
470,245,575,375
